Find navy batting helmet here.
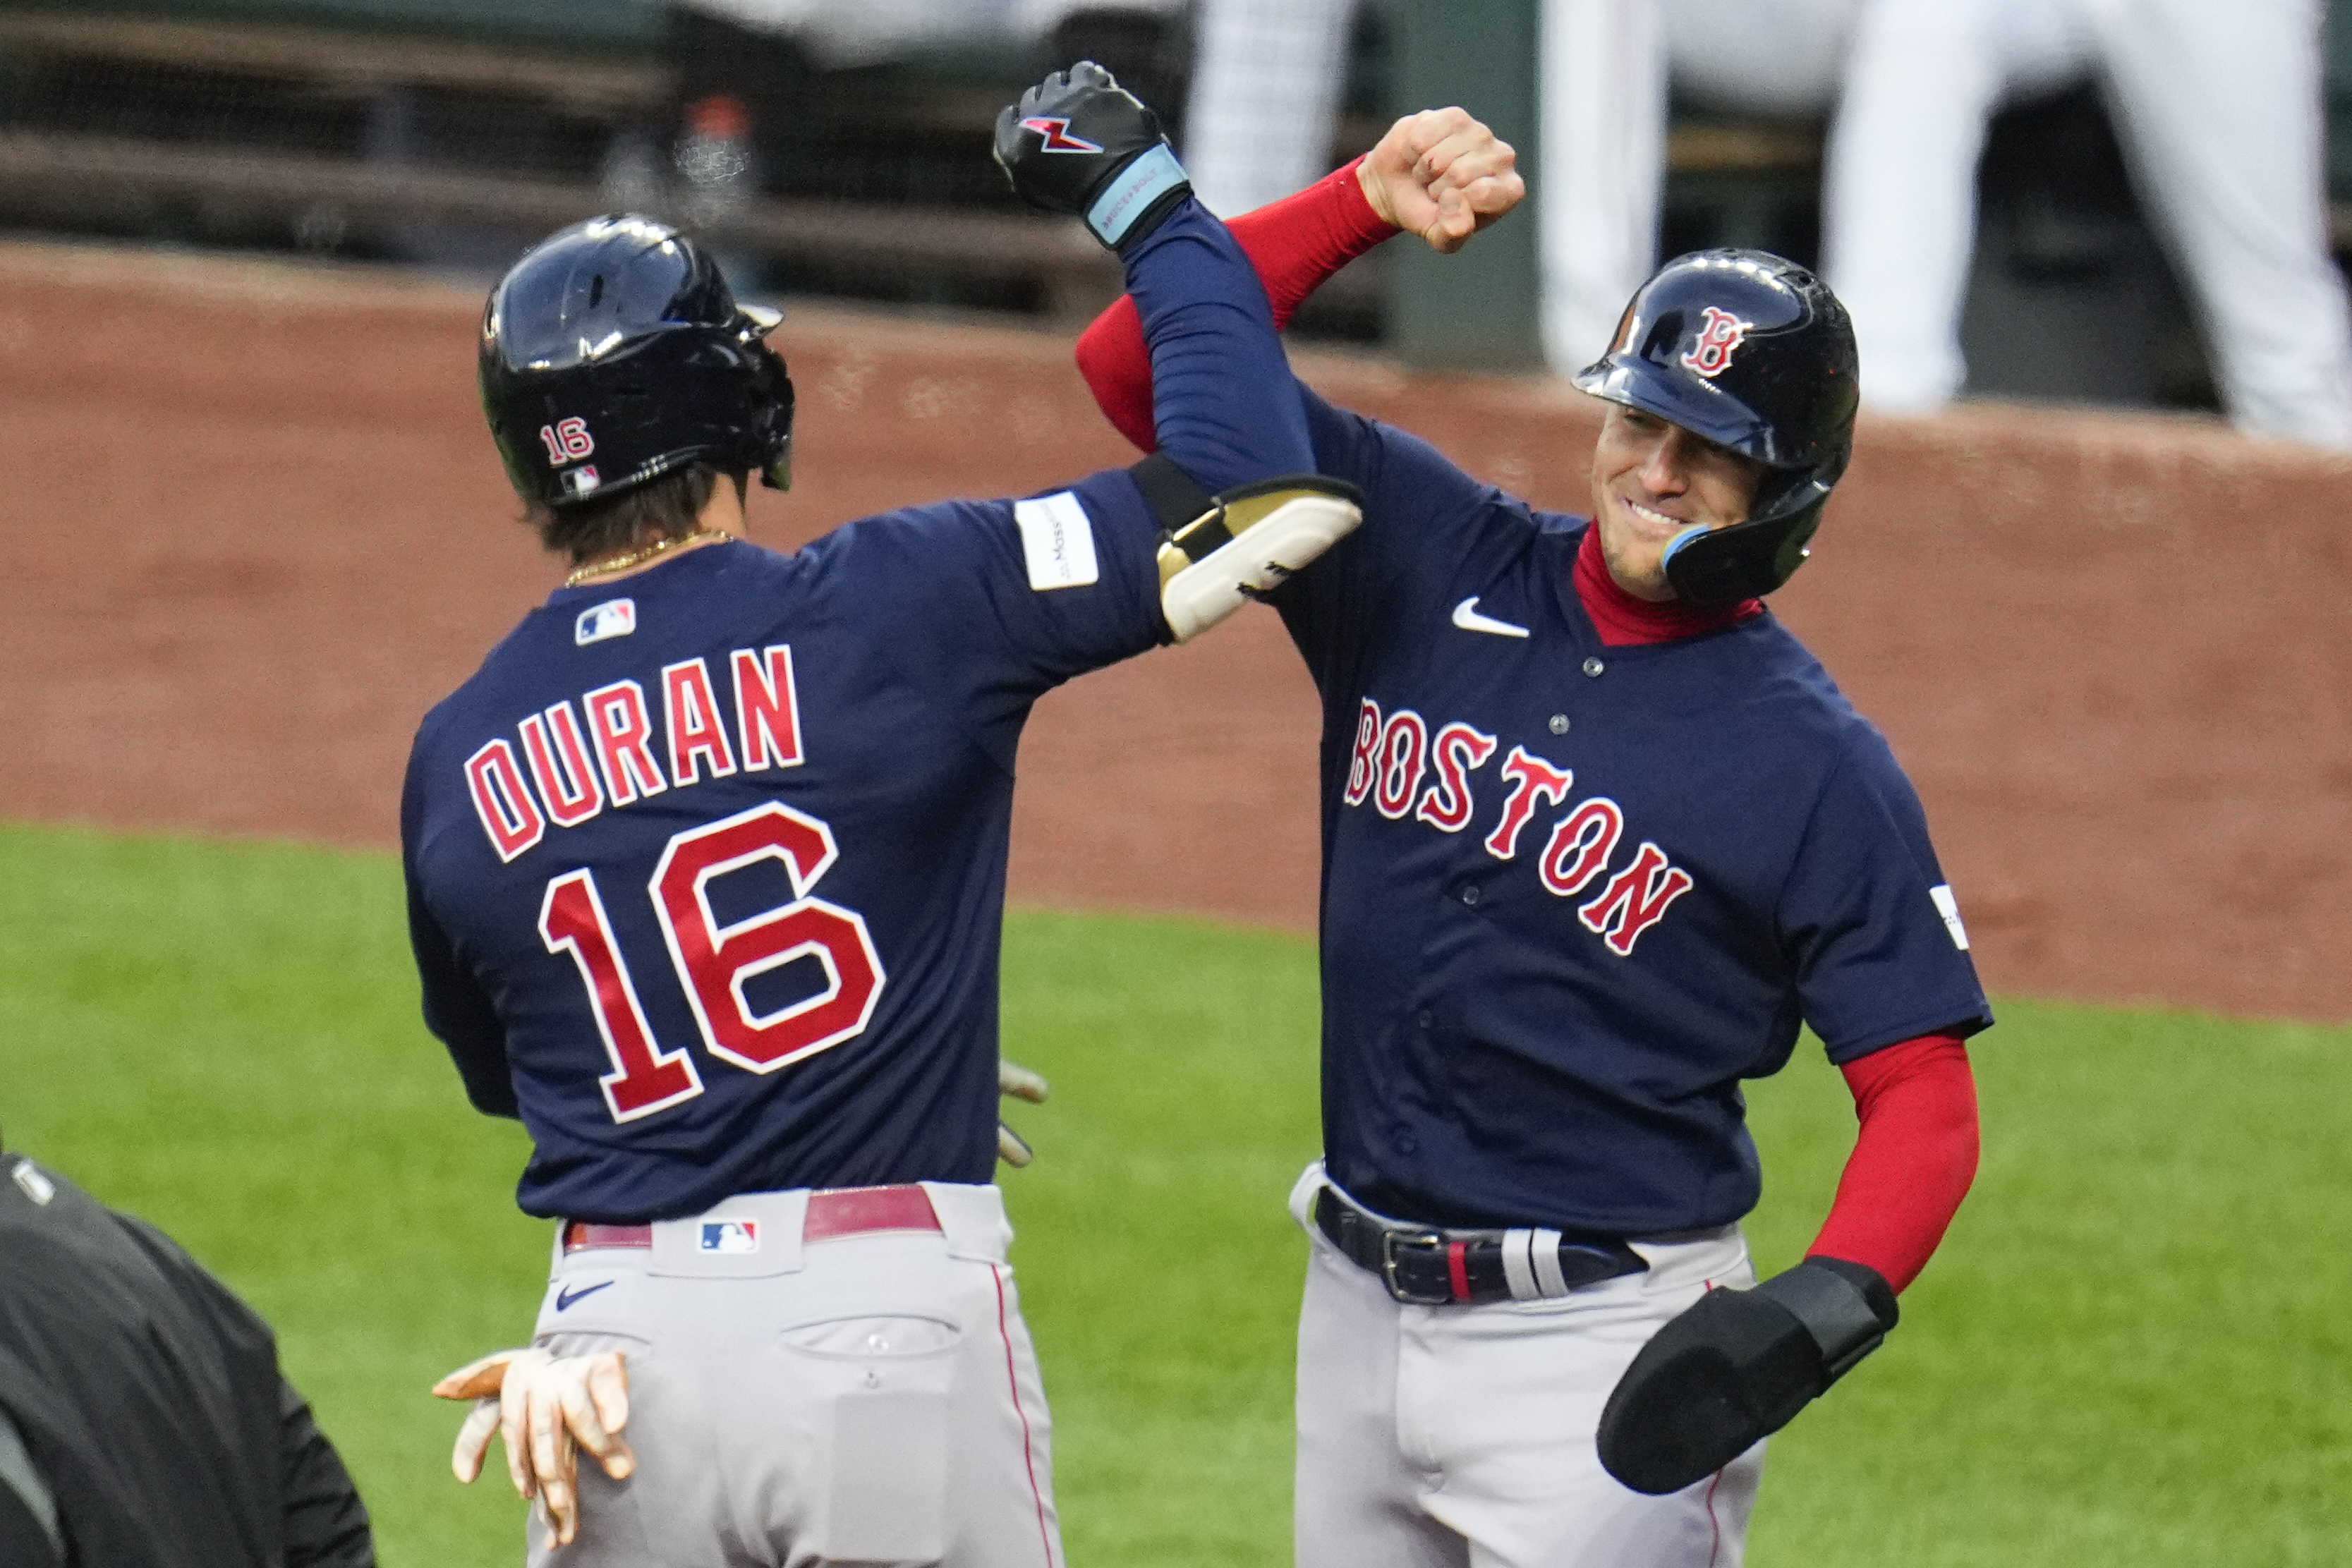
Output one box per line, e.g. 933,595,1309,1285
478,214,794,509
1573,250,1858,605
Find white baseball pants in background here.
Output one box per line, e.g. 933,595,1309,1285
1182,0,1361,217
1826,0,2352,448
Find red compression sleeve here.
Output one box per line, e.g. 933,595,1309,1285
1805,1034,1980,1294
1076,156,1395,453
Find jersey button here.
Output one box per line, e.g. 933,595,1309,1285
1460,885,1481,906
1582,657,1605,678
1395,1131,1419,1155
1415,1010,1433,1029
1548,714,1570,734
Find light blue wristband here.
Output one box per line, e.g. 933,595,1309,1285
1086,142,1190,250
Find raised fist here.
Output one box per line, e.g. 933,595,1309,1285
1358,107,1525,255
994,61,1192,253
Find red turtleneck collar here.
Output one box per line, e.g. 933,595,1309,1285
1572,522,1763,646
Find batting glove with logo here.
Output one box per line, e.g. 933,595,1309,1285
993,61,1192,253
1596,1256,1898,1495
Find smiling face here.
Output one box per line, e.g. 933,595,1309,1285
1587,404,1770,602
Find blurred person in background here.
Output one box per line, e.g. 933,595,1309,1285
1537,1,1855,375
641,0,1189,211
1184,0,2352,448
1181,0,1363,219
1172,0,1860,365
1824,0,2352,449
0,1132,374,1568
605,1,1188,290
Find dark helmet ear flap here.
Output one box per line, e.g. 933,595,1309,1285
731,303,794,492
754,353,796,492
1661,493,1826,607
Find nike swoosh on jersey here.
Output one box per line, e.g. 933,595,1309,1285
1452,597,1530,638
555,1280,614,1311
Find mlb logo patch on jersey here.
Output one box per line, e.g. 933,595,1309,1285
699,1219,760,1254
1013,491,1101,591
1929,884,1970,951
575,598,636,645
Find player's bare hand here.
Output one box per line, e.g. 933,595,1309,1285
1358,107,1523,255
998,1056,1049,1166
433,1346,633,1548
998,1057,1049,1105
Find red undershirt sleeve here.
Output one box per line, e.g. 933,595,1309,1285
1076,155,1395,453
1804,1033,1981,1294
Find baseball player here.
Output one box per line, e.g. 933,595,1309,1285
401,63,1362,1565
1076,112,1991,1564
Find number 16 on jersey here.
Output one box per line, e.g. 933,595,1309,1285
538,801,887,1123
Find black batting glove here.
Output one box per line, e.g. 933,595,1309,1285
1596,1256,1898,1495
993,61,1192,254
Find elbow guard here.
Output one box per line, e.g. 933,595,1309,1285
1129,455,1363,642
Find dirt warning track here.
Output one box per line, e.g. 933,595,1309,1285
2,239,2346,1021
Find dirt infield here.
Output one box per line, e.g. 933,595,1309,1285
2,238,2346,1021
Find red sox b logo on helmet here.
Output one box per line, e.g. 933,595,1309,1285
1680,307,1753,378
1019,116,1104,153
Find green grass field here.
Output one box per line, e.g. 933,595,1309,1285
1,822,2346,1565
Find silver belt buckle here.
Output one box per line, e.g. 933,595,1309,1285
1377,1227,1455,1306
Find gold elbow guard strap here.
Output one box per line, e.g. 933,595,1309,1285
1129,454,1364,642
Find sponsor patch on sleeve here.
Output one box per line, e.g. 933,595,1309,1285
1929,883,1970,951
575,598,636,645
1012,491,1101,591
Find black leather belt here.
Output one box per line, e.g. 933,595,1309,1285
1313,1187,1647,1306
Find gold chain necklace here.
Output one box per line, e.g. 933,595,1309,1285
564,528,734,588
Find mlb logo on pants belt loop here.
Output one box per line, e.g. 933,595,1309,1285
649,1203,799,1276
699,1219,760,1253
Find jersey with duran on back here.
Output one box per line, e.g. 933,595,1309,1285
401,473,1161,1225
1275,387,1990,1238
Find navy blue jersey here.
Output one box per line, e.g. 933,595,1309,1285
404,200,1311,1222
1271,387,1991,1236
